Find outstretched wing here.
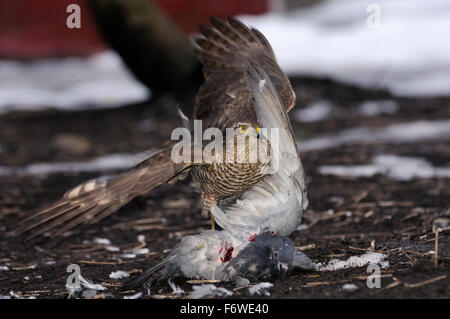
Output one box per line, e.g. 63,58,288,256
191,16,295,131
10,143,193,240
211,63,307,236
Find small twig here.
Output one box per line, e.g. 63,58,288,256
376,280,402,293
327,253,346,258
404,275,447,288
348,245,383,253
11,265,36,270
402,248,429,257
185,279,221,284
78,258,147,265
351,274,392,280
233,284,255,292
378,201,414,207
133,234,147,250
302,279,352,287
295,243,316,251
401,249,415,266
34,246,57,258
434,228,439,267
24,290,50,294
322,232,391,239
432,218,449,267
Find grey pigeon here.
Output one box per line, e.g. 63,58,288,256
122,231,315,291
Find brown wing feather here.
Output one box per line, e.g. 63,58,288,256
10,144,192,240
192,16,295,131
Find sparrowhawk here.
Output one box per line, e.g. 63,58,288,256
11,17,297,239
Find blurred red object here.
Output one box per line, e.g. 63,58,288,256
0,0,105,58
0,0,268,59
155,0,268,33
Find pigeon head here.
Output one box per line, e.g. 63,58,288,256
225,232,296,280
254,233,295,273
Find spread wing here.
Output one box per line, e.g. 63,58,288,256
10,143,193,240
211,63,307,236
192,16,296,130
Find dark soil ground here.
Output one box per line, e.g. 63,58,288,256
0,76,449,299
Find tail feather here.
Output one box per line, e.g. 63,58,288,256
121,256,174,291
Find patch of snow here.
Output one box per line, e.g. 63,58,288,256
328,196,344,204
300,120,450,152
120,254,136,259
132,248,149,255
105,246,120,252
248,282,274,296
319,165,380,178
93,238,111,245
358,100,398,116
319,154,450,181
123,292,143,299
0,266,9,271
294,100,332,122
235,277,250,286
0,51,149,114
342,283,359,292
0,151,157,177
109,271,130,280
374,155,450,180
317,252,388,271
189,284,233,299
241,0,450,96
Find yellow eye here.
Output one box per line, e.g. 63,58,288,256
239,126,248,133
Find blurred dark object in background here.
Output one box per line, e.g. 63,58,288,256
88,0,202,103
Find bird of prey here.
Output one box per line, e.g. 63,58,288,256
122,231,315,291
211,62,308,237
10,16,296,239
